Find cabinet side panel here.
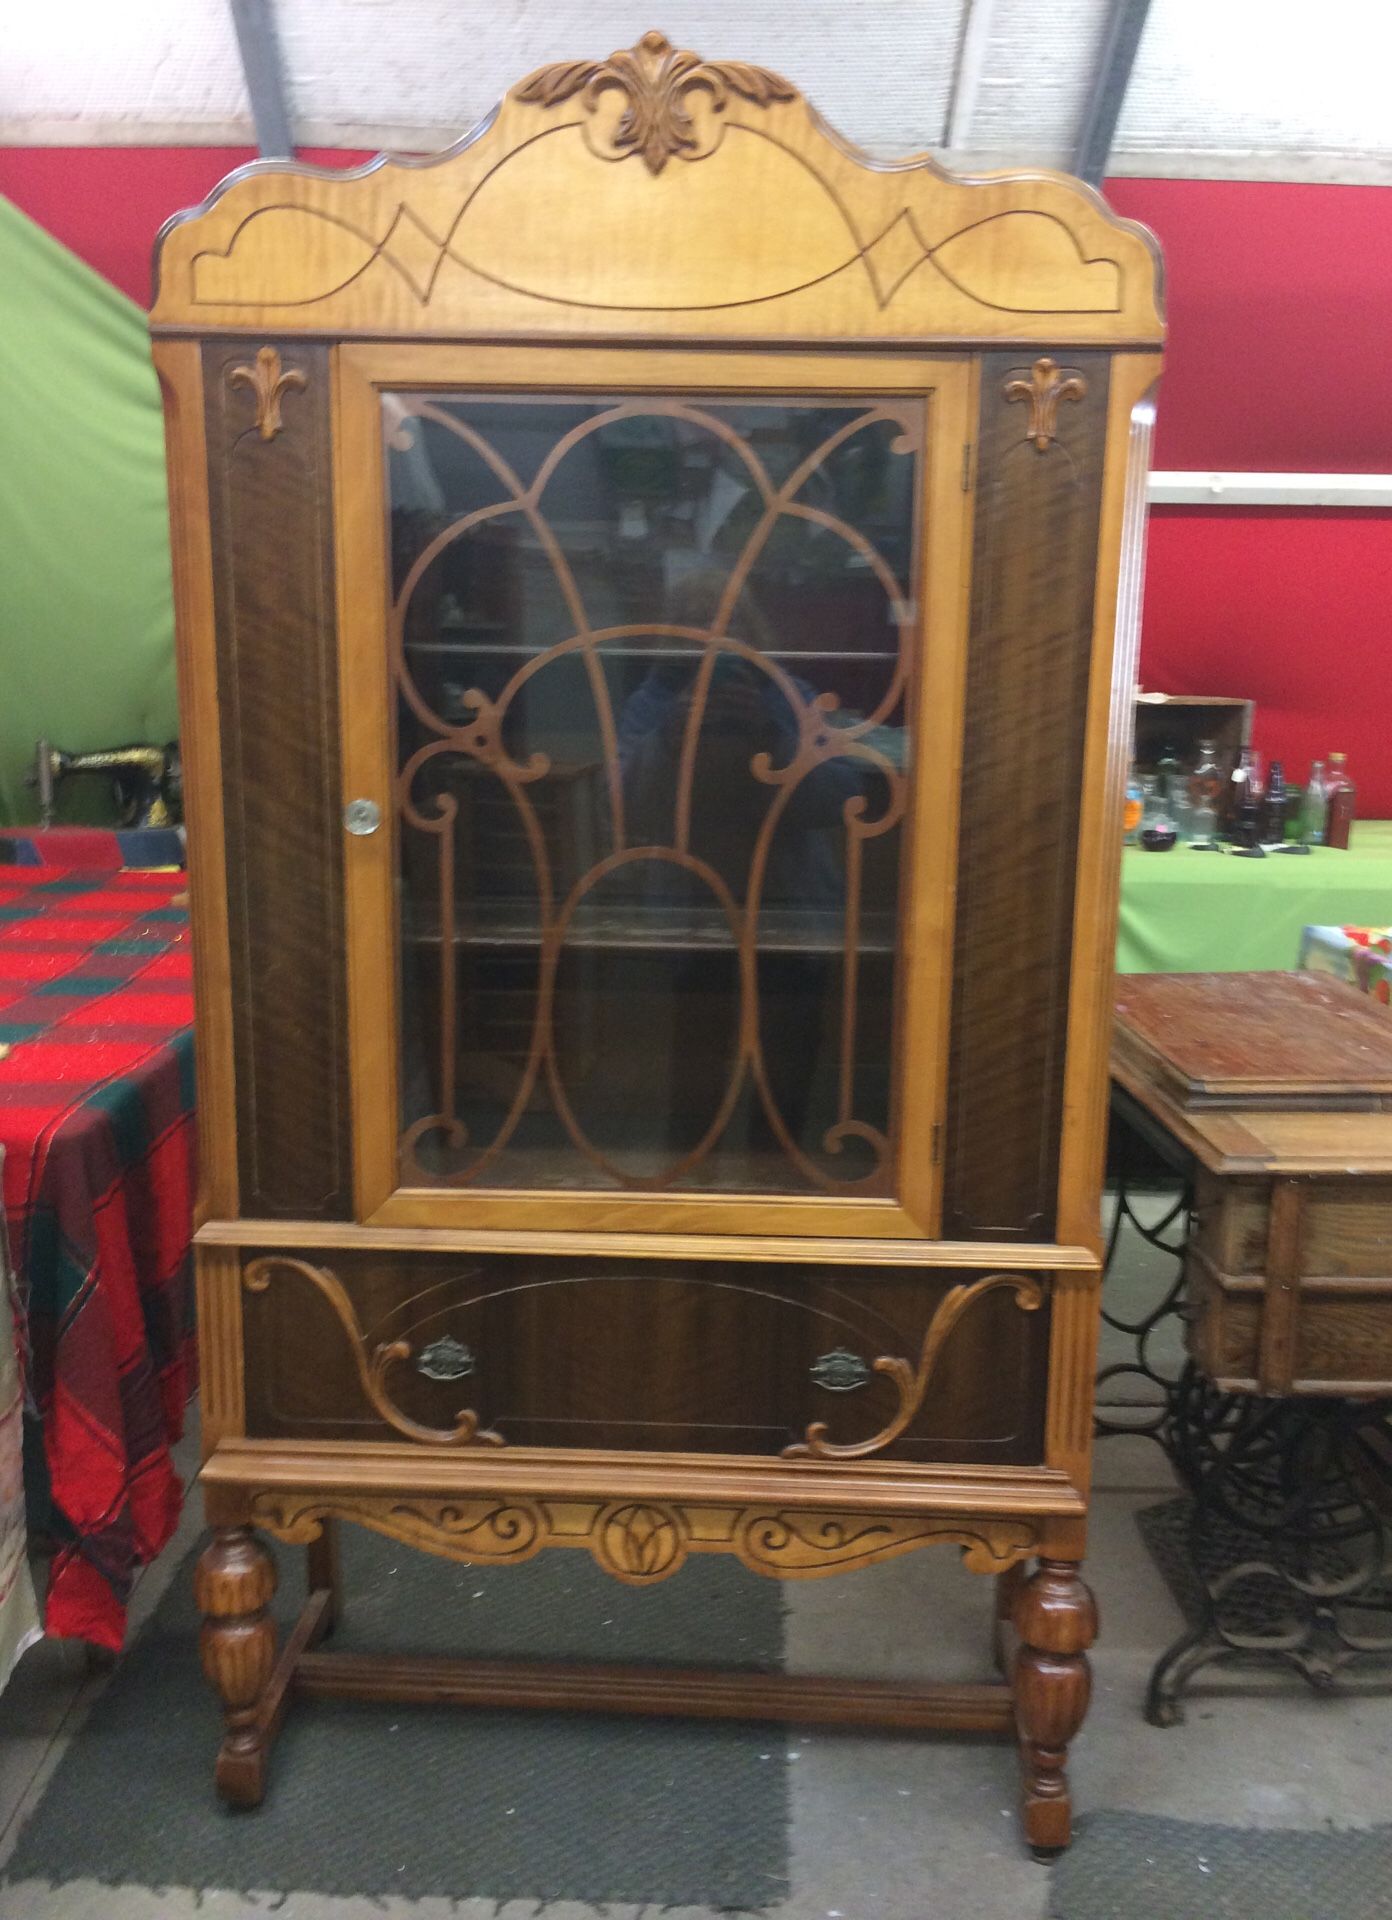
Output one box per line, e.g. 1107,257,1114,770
203,340,352,1218
944,353,1109,1240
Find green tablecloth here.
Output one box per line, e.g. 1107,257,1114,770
1117,821,1392,973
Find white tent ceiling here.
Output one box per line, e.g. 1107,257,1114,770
4,0,1389,182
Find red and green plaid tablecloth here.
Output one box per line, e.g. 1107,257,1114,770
0,865,196,1650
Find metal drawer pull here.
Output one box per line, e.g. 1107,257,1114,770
810,1348,872,1392
343,797,381,836
417,1336,476,1381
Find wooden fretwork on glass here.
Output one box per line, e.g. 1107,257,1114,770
153,26,1162,1855
390,393,920,1199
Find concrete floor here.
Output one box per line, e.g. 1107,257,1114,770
2,1191,1390,1919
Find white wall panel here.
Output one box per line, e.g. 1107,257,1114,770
4,0,247,130
277,1,964,154
1117,0,1392,163
963,0,1110,159
1,1,965,154
3,0,1389,181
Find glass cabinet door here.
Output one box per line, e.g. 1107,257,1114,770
339,349,972,1238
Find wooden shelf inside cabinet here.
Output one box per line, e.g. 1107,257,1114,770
404,903,898,956
154,22,1161,1854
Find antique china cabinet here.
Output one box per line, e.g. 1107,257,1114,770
152,31,1162,1852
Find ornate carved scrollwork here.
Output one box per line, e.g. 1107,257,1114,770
227,345,306,441
252,1491,542,1561
734,1510,1037,1577
1003,358,1087,451
242,1256,504,1448
784,1273,1046,1459
248,1489,1038,1585
516,29,796,174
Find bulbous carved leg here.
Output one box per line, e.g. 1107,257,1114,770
1013,1558,1097,1857
193,1527,277,1807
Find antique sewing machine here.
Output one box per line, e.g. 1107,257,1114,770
26,738,181,828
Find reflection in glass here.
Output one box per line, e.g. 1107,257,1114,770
388,392,922,1194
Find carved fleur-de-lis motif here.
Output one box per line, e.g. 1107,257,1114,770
1003,357,1087,451
515,28,795,174
228,345,306,441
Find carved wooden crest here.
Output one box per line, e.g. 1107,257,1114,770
515,29,795,173
151,29,1164,345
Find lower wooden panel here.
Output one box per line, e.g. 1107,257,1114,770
240,1246,1052,1463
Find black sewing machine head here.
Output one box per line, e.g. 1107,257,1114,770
27,738,183,829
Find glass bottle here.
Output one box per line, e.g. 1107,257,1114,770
1299,759,1328,846
1139,776,1177,850
1187,738,1223,843
1284,783,1306,843
1235,787,1264,849
1324,752,1356,850
1263,760,1287,842
1221,746,1263,841
1123,769,1144,844
1156,744,1185,828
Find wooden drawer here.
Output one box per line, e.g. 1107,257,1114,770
1194,1172,1392,1278
1187,1249,1392,1395
240,1249,1052,1465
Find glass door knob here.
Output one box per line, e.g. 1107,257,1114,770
343,798,381,836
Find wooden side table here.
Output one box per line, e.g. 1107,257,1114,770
1107,973,1392,1720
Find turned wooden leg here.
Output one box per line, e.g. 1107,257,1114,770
193,1526,277,1807
1013,1558,1098,1857
305,1517,342,1641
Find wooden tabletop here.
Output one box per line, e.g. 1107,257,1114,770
1113,971,1392,1109
1112,972,1392,1176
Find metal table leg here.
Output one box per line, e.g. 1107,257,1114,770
1145,1371,1392,1725
1096,1092,1194,1441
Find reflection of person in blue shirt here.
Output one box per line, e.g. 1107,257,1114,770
614,648,864,910
617,651,870,910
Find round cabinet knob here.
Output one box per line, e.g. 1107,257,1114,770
343,798,381,836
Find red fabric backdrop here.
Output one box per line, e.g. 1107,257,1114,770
3,152,1389,814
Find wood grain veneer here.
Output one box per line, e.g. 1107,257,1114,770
943,352,1108,1241
203,341,352,1217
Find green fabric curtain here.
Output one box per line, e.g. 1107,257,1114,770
0,195,176,824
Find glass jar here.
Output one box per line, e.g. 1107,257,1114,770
1138,776,1177,851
